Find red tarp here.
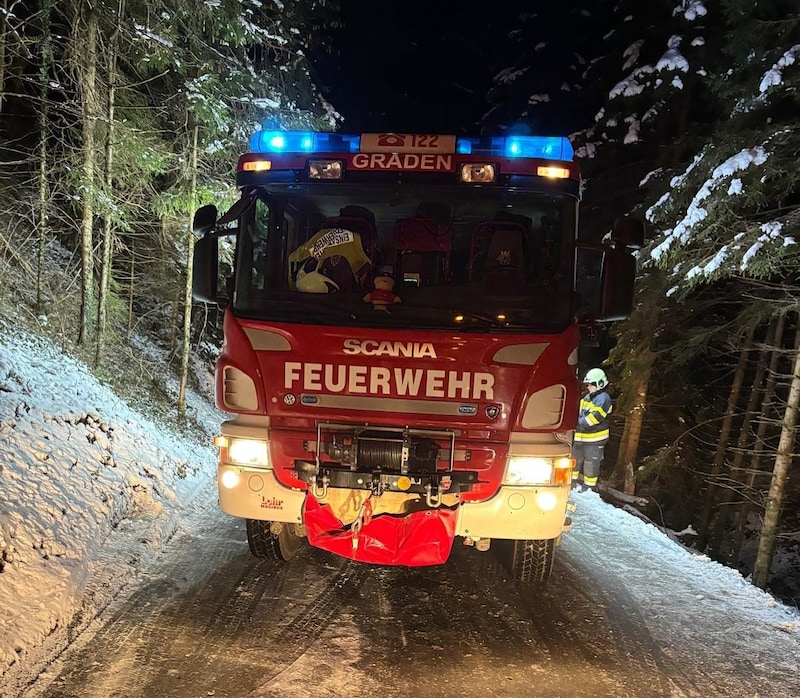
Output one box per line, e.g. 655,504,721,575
303,496,457,566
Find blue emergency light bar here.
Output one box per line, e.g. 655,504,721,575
249,130,361,154
248,129,574,162
455,135,574,161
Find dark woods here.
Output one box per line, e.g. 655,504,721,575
1,0,799,600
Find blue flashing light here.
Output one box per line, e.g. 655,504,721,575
249,129,360,154
456,135,574,161
505,136,574,161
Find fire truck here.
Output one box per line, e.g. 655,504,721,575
192,129,643,583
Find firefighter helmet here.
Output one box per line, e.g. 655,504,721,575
295,267,340,293
583,367,608,389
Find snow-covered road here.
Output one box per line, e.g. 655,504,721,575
2,329,799,698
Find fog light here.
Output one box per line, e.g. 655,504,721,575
221,469,240,489
536,491,558,511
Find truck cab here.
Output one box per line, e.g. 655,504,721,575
192,129,642,582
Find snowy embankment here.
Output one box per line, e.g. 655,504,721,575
0,326,220,678
566,491,800,688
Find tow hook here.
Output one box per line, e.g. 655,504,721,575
425,482,443,508
312,474,329,499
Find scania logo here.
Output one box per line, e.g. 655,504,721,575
343,338,437,358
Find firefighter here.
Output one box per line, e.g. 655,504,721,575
572,367,612,492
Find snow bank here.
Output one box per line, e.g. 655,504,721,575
0,328,219,676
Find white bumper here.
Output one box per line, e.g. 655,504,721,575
455,484,571,540
218,466,305,523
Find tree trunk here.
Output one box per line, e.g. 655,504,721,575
614,368,650,495
696,333,751,551
751,324,800,589
77,7,99,346
36,0,54,312
0,0,8,113
127,236,135,341
614,416,632,486
708,320,775,559
95,1,124,366
731,314,786,564
177,124,199,416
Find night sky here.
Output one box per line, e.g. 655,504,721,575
312,0,535,135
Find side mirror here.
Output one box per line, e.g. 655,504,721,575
192,235,219,304
193,204,218,236
608,215,645,250
597,246,636,321
576,218,642,323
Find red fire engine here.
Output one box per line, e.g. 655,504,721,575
192,129,643,583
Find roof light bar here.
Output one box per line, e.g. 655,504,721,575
247,129,573,161
456,135,574,161
249,129,360,154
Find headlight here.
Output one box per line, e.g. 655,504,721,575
504,456,553,485
228,438,270,467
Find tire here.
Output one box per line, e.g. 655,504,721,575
246,519,303,561
501,538,556,584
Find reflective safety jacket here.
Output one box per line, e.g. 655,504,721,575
574,389,612,443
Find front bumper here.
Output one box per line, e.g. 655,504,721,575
218,467,305,523
455,484,570,540
218,464,569,544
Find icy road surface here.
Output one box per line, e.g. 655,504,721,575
13,487,800,698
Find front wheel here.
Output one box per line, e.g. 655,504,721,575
246,519,303,560
498,538,555,584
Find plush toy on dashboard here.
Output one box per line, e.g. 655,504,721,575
363,272,400,312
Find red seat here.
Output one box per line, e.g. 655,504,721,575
469,221,529,283
392,217,452,286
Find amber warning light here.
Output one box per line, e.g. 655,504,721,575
242,160,272,172
537,165,570,179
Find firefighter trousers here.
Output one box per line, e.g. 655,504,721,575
572,440,606,489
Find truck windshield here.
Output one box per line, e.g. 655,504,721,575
231,181,577,333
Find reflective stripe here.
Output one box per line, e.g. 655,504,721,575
580,398,608,419
575,429,609,442
583,475,598,486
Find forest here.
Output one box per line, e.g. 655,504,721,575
0,0,798,603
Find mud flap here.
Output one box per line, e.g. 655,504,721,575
303,496,457,566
